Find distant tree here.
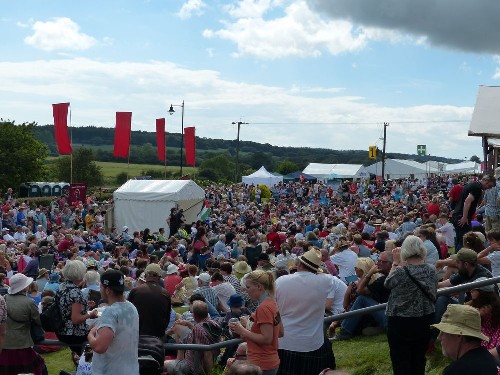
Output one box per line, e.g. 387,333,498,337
199,154,235,182
247,152,273,170
0,120,48,191
470,155,481,163
52,148,104,187
116,172,128,185
276,160,299,175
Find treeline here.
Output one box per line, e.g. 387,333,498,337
32,125,461,170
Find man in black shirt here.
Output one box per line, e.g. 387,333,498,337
432,304,498,375
452,175,496,251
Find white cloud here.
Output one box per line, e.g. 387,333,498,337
204,1,399,59
0,58,477,158
24,17,96,51
177,0,207,19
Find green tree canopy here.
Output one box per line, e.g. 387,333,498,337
470,155,481,163
0,120,48,191
275,160,299,175
51,147,104,187
198,153,235,183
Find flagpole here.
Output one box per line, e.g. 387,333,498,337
164,128,167,179
127,133,131,180
69,104,73,184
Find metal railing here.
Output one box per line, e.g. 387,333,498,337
37,276,500,352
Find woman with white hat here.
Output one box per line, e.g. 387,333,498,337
0,273,46,374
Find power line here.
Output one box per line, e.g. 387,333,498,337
249,120,469,125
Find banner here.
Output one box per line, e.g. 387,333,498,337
417,144,426,156
184,126,196,166
114,112,132,158
52,103,72,154
156,118,166,161
68,183,87,206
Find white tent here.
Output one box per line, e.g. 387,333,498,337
113,180,205,234
302,163,369,179
242,166,283,187
365,159,437,179
445,161,481,174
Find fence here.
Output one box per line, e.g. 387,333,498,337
38,275,500,353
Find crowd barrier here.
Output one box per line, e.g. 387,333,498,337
37,276,500,369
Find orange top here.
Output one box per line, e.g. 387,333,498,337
246,297,281,371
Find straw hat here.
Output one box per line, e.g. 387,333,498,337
432,304,488,341
8,273,33,294
37,268,50,279
298,248,323,273
234,261,252,275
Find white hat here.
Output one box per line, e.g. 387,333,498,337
198,273,211,283
123,226,129,231
166,264,179,275
8,273,33,294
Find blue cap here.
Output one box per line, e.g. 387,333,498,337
227,294,243,307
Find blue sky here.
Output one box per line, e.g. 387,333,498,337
1,0,499,160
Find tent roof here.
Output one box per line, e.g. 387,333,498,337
113,179,205,202
469,86,500,138
244,166,276,178
302,163,368,178
445,161,481,173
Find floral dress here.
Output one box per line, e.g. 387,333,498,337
57,281,88,337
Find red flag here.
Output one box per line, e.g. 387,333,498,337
156,118,166,161
114,112,132,158
184,126,196,166
52,103,72,154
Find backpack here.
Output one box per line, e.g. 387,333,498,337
40,292,63,333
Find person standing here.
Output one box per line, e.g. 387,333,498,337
229,270,284,375
88,269,139,375
432,304,498,375
452,175,496,251
482,169,500,232
384,236,437,375
275,248,336,375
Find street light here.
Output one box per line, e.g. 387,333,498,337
169,100,185,177
232,121,248,183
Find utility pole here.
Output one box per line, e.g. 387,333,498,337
232,121,248,183
381,122,388,181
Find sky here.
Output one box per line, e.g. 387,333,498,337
1,0,499,160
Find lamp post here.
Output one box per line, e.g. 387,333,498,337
232,121,248,183
169,100,185,177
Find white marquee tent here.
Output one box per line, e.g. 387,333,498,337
242,166,283,187
113,180,205,234
444,161,481,174
302,163,369,179
365,159,436,179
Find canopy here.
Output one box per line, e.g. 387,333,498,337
302,163,369,179
242,166,283,187
283,171,318,182
365,159,436,179
113,179,205,234
469,86,500,137
445,161,481,174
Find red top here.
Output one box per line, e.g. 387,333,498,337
449,185,463,203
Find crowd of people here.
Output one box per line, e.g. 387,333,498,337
0,170,499,374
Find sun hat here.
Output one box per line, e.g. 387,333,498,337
37,268,49,279
144,263,163,276
336,239,351,249
298,248,323,273
86,259,98,269
198,273,211,283
49,272,61,283
227,294,244,307
451,248,478,264
234,261,252,275
432,304,488,341
122,226,129,231
8,273,33,294
101,269,125,292
166,264,179,275
471,277,495,292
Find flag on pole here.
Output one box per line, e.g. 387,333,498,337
52,103,72,154
156,118,166,161
197,200,211,221
184,126,196,166
114,112,132,158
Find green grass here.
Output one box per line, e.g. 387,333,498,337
42,333,450,375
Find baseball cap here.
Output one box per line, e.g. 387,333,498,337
144,263,162,276
101,269,125,292
450,248,477,264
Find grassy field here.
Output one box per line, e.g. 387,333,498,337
43,333,450,374
95,161,197,185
